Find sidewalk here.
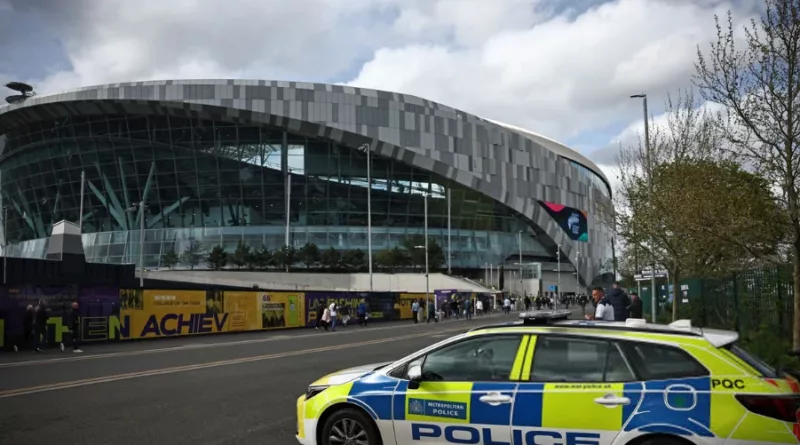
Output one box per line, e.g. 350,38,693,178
0,310,517,366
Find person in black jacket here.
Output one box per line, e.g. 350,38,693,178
34,300,48,352
64,302,83,353
14,305,35,352
627,292,644,319
605,282,632,322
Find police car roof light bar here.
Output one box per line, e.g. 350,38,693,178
519,309,573,325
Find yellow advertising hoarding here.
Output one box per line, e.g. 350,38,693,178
257,291,305,329
223,291,260,332
114,289,305,340
396,293,425,319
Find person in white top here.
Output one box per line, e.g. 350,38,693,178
503,297,511,314
329,302,338,331
586,287,614,321
476,299,484,316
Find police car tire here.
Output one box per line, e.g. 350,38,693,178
637,437,687,445
320,407,381,445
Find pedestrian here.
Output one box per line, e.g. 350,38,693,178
315,303,325,330
586,287,614,321
475,299,483,316
328,302,338,331
14,305,35,352
605,282,632,321
627,292,643,319
451,299,460,320
464,298,472,320
340,304,350,328
427,301,437,323
357,299,368,326
62,302,83,353
503,296,511,315
33,300,48,352
321,306,331,331
411,299,419,324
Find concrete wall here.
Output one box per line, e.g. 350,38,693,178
143,271,493,293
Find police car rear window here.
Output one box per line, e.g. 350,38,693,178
620,342,709,380
724,344,779,378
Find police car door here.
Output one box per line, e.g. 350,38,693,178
391,334,529,444
515,335,638,445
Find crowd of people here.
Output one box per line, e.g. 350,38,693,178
12,299,83,354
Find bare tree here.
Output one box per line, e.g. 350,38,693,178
694,1,800,351
614,89,722,321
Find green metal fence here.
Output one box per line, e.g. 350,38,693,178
680,266,794,341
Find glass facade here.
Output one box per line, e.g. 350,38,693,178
0,113,551,268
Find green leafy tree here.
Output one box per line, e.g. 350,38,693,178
161,248,179,270
401,235,445,270
321,247,341,270
401,235,427,269
342,249,366,271
207,245,228,270
273,245,297,271
427,239,445,270
182,239,203,270
298,242,320,269
252,246,272,270
231,240,250,270
615,89,728,321
376,246,409,272
694,0,800,351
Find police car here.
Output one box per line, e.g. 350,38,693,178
296,310,800,445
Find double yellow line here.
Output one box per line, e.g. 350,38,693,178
0,326,462,399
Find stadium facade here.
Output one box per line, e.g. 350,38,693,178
0,79,614,287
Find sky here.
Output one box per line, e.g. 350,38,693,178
0,0,762,190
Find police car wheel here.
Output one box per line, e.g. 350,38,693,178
638,436,687,445
321,408,381,445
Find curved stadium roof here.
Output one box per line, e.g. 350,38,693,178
0,79,614,283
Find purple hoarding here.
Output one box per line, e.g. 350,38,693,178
1,286,119,348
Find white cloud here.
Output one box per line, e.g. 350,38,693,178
348,0,757,144
2,0,760,164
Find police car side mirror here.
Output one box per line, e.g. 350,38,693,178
407,365,423,390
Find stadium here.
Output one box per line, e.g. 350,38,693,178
0,79,614,290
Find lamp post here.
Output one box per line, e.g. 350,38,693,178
126,202,147,288
3,205,7,285
556,245,561,310
447,188,451,274
575,248,580,296
631,93,657,323
518,230,523,297
357,143,373,292
414,192,431,313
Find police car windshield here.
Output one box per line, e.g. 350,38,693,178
725,344,779,378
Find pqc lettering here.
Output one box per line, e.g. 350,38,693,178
712,379,745,389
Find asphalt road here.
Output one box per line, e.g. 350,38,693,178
0,310,559,445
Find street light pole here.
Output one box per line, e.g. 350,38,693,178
518,230,523,297
556,245,561,310
447,188,451,275
139,203,145,288
3,206,7,285
632,93,657,322
576,248,580,296
424,193,431,313
366,145,373,292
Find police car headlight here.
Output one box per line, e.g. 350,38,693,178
306,385,329,400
